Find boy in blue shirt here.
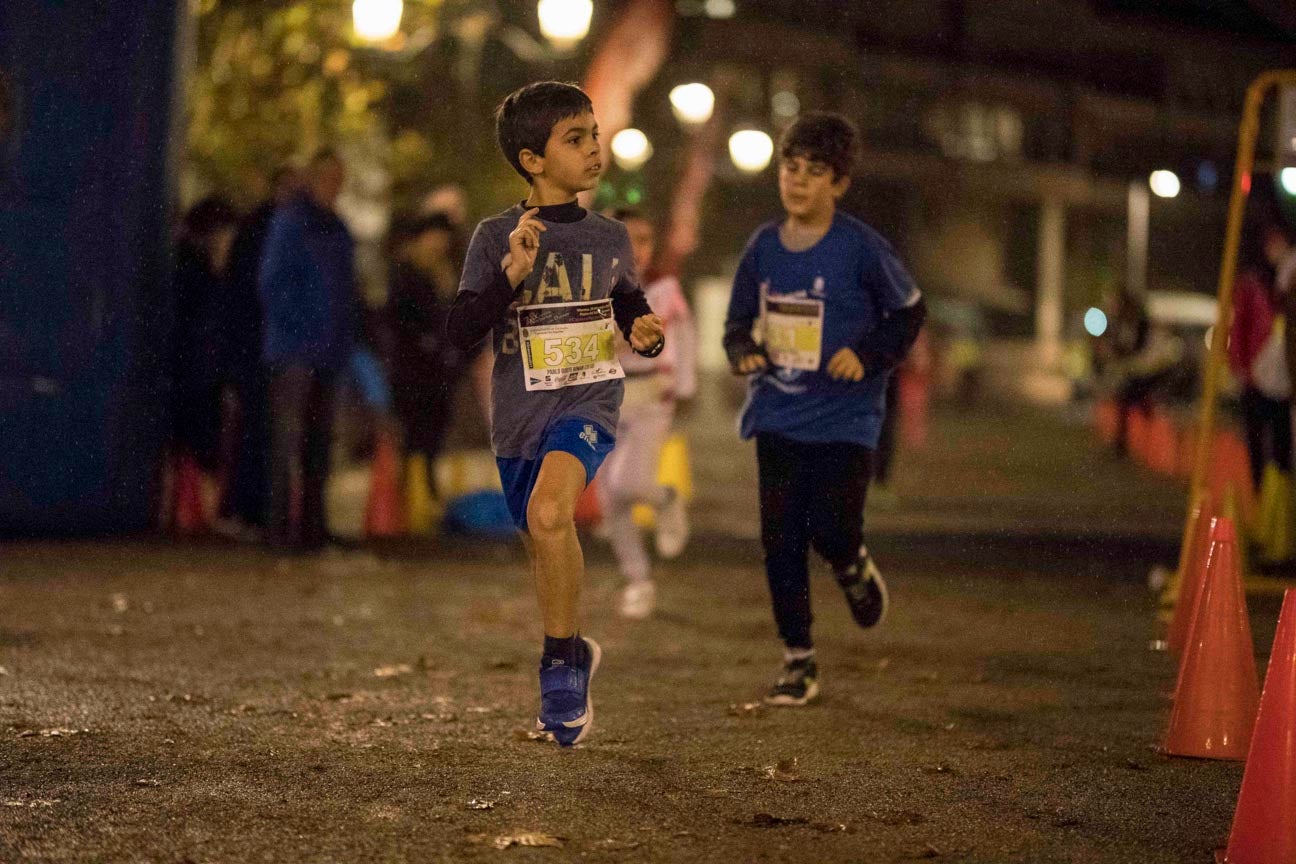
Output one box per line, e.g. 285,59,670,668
723,113,925,706
446,82,664,745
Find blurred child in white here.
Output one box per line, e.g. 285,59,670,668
599,208,698,619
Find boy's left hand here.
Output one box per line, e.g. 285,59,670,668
630,314,665,353
826,347,866,381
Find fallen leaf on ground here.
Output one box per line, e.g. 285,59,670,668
512,728,555,744
741,813,809,828
490,833,564,849
0,666,10,676
373,663,413,678
865,809,927,826
20,728,90,739
111,593,129,613
133,779,160,787
764,758,801,782
466,798,496,810
728,702,763,717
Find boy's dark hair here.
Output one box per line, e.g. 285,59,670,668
779,111,859,180
495,81,594,182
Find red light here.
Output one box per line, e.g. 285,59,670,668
1241,172,1252,194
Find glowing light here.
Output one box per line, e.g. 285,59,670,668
610,128,653,171
772,90,800,118
670,83,715,126
537,0,593,49
1084,308,1108,338
1149,170,1181,199
1281,167,1296,196
352,0,403,42
729,129,774,174
704,0,736,17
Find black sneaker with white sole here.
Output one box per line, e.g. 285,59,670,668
763,656,819,707
836,547,888,628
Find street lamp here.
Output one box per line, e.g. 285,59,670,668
670,83,715,126
1149,169,1181,199
611,128,653,171
537,0,593,50
1281,166,1296,196
729,129,774,174
353,0,403,42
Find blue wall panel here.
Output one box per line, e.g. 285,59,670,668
0,1,182,534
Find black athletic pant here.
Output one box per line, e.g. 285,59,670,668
756,434,873,650
1241,386,1292,488
267,366,337,549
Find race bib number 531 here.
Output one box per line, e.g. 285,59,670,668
518,299,624,392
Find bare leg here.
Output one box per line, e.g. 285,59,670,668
526,451,589,638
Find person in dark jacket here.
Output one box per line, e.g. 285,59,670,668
172,196,239,477
258,148,358,551
388,211,471,498
214,166,299,538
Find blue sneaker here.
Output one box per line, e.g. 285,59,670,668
536,636,601,747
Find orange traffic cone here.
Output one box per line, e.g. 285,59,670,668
1094,398,1118,446
173,454,209,535
574,477,602,528
1149,410,1178,476
1167,492,1216,655
1219,589,1296,863
364,430,405,538
1163,517,1260,759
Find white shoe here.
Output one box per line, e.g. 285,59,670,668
619,581,656,620
654,488,690,559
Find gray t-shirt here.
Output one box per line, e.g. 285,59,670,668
458,204,641,459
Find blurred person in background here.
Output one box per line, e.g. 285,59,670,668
597,208,697,620
171,195,240,517
1099,289,1182,458
388,211,474,502
1229,219,1291,489
258,148,358,552
213,165,299,540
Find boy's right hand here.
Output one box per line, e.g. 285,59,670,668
733,353,768,375
504,207,546,287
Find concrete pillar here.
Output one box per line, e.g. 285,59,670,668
1035,197,1066,365
1126,181,1149,295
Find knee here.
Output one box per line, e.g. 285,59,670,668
527,493,574,540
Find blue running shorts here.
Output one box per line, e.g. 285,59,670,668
496,416,615,532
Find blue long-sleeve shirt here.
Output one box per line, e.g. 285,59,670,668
723,212,923,449
258,195,358,371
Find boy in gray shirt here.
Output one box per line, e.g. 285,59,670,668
446,81,664,746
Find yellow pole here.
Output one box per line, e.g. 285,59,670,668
1170,70,1296,603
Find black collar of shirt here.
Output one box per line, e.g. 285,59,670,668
524,200,585,224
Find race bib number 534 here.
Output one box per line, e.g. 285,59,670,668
518,299,624,392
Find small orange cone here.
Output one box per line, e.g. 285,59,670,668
1219,589,1296,863
1149,410,1178,476
1163,517,1260,759
364,430,405,538
173,454,209,535
1095,398,1118,446
1167,492,1216,655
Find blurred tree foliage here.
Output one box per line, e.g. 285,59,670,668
184,0,533,216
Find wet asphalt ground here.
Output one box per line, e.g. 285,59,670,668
2,402,1285,863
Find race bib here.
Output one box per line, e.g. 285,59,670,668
518,299,625,392
764,295,824,372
